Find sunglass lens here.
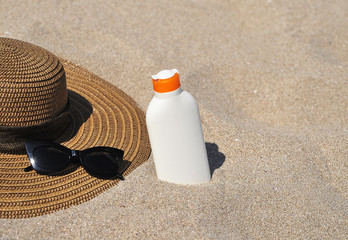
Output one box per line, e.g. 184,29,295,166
32,146,71,173
80,150,124,179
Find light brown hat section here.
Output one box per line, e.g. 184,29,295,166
0,38,151,218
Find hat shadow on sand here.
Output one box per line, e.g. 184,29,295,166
206,142,225,176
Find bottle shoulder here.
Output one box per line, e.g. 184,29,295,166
148,90,197,110
147,90,199,119
151,90,195,102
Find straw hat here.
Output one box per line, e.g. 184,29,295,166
0,37,151,218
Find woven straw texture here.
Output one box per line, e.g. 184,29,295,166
0,38,67,127
0,38,151,219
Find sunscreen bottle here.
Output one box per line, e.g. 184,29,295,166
146,69,211,184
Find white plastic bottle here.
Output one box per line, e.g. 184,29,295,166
146,69,211,184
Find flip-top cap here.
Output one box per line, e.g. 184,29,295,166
152,69,181,93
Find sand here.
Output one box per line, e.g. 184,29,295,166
0,0,347,239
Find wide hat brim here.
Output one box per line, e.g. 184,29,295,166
0,59,151,218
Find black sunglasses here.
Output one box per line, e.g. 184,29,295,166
24,140,131,180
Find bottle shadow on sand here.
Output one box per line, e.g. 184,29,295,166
205,142,225,176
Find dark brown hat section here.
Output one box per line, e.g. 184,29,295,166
0,38,151,218
0,38,68,127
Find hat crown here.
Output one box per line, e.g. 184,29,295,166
0,38,68,127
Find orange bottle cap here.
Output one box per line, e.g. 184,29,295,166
152,69,181,93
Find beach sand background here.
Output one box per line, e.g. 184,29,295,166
0,0,347,239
